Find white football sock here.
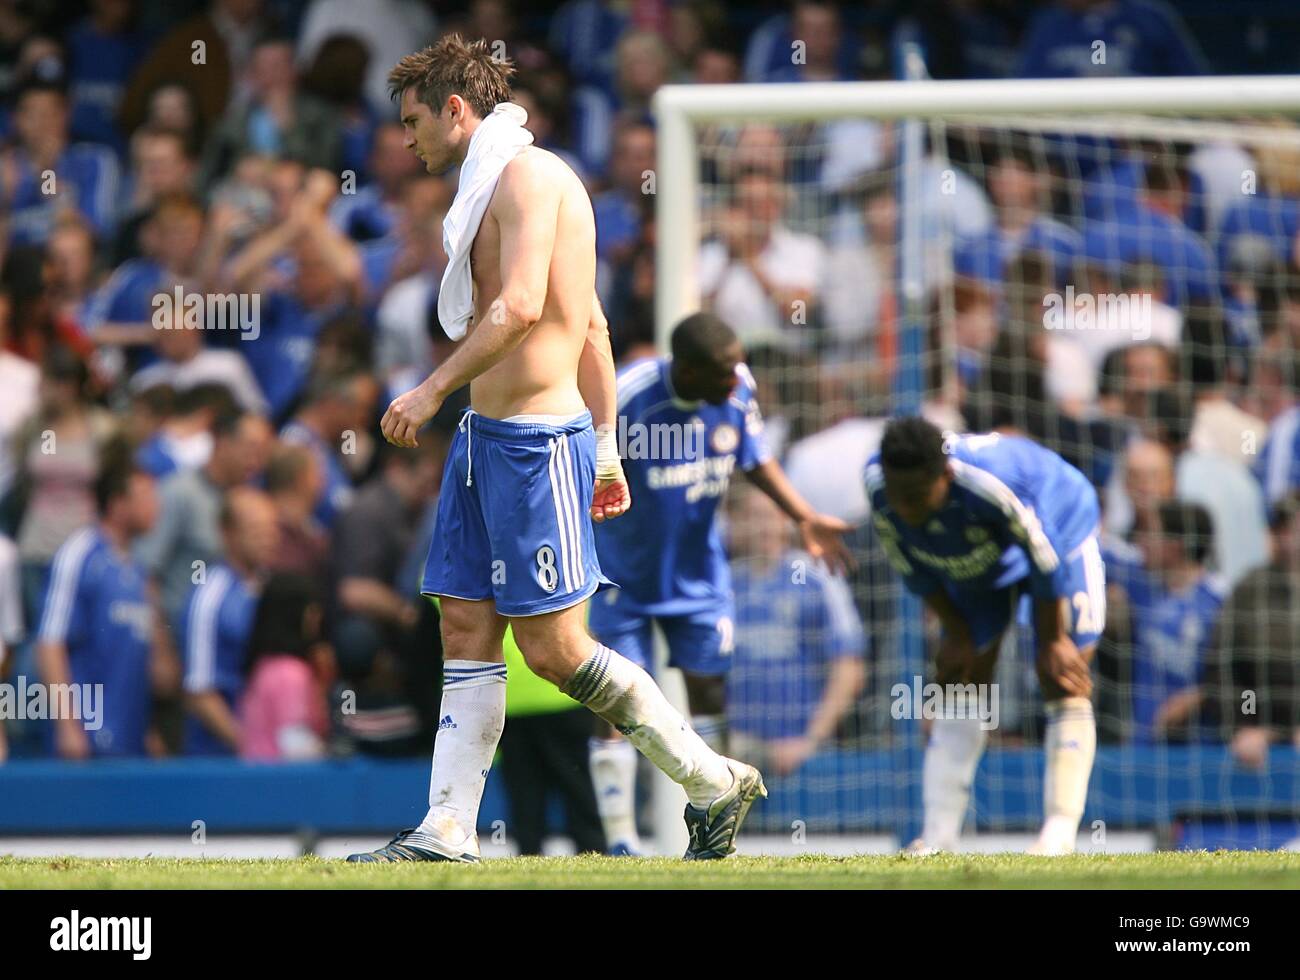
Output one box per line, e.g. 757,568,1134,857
589,736,641,849
921,717,988,850
563,643,733,809
417,660,507,846
690,714,728,755
1037,697,1096,852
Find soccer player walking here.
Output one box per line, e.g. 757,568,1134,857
867,417,1104,856
588,312,853,854
348,36,764,863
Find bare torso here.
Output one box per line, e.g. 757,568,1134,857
466,146,595,420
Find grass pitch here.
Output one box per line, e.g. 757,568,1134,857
2,851,1298,889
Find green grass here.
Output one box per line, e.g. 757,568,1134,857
2,851,1298,889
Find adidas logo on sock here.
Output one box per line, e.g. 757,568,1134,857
438,714,458,731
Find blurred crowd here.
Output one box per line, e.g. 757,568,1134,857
0,0,1297,777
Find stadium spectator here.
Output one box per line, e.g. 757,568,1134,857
65,0,153,154
510,77,587,183
726,484,866,777
359,174,450,305
179,486,279,756
548,0,628,95
1252,347,1300,509
300,33,377,183
1202,493,1300,768
954,142,1082,290
83,193,207,355
698,167,826,352
329,123,422,244
1,70,120,247
132,381,236,480
1147,388,1269,588
263,443,329,581
1106,435,1175,542
905,0,1025,80
12,349,114,628
125,383,173,467
1113,340,1178,423
689,40,741,85
1182,306,1268,464
571,30,669,179
239,572,333,761
296,0,438,111
201,34,341,188
593,120,654,299
119,0,271,140
1080,141,1209,233
1082,160,1218,310
372,197,450,399
0,289,40,510
604,228,656,363
964,252,1125,485
128,302,268,415
135,408,271,630
1014,0,1207,79
35,444,161,759
821,172,897,354
743,0,859,83
112,127,199,266
278,367,378,529
135,81,207,155
43,219,99,331
330,441,440,681
1214,126,1300,279
226,169,365,420
1116,500,1225,743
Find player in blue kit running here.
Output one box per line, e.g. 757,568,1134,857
588,312,853,854
348,37,765,863
865,416,1105,856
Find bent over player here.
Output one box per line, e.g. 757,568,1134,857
866,417,1104,856
588,312,853,854
347,36,765,863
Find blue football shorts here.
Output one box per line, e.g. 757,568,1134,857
421,409,611,616
587,586,735,676
947,530,1107,653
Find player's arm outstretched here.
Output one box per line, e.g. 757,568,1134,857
578,292,630,522
745,459,853,574
381,156,560,447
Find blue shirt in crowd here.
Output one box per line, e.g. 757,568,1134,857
36,526,154,757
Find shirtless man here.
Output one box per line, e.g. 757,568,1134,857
347,35,765,863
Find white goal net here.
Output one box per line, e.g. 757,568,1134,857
653,72,1300,852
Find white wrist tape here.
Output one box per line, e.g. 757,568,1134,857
595,423,623,481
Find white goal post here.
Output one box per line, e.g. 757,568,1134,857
654,74,1300,344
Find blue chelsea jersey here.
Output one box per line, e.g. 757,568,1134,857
594,357,772,615
864,431,1100,600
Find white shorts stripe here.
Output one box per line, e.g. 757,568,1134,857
547,438,575,593
557,434,586,588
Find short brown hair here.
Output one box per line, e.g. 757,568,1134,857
388,34,514,119
265,443,315,494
